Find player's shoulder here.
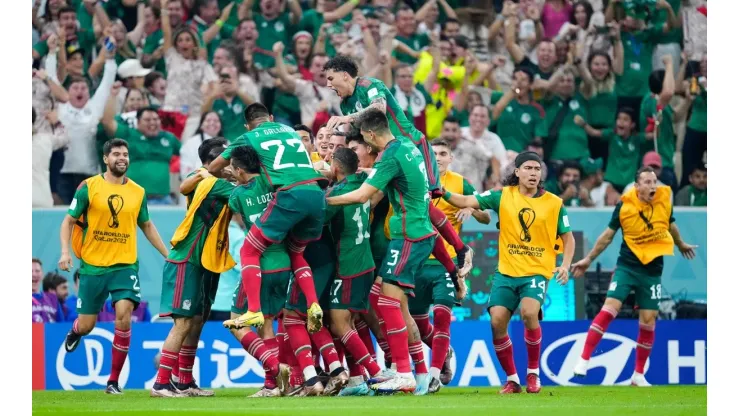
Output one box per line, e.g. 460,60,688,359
357,77,374,88
123,178,147,194
540,189,563,204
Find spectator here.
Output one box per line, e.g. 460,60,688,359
680,53,707,188
541,0,573,39
33,108,68,208
273,42,339,130
32,258,57,323
142,0,186,77
202,64,251,141
490,67,546,153
33,0,67,38
640,56,678,190
675,164,707,207
116,59,152,112
50,47,117,204
651,0,683,75
32,258,43,295
189,0,236,62
109,15,147,66
580,157,606,207
441,18,461,39
504,14,557,100
212,41,261,102
439,116,462,149
545,160,593,207
32,5,103,69
144,71,167,107
179,113,224,179
555,1,595,47
210,215,247,321
539,69,590,163
453,104,508,192
391,64,435,137
42,272,69,322
620,151,667,200
101,83,180,205
416,0,458,37
574,107,643,194
243,0,303,70
298,0,358,42
160,0,218,141
294,124,316,159
394,5,429,65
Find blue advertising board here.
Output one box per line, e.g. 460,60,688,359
42,320,706,390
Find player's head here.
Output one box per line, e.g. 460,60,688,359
103,138,130,177
331,147,359,181
324,55,359,99
359,108,391,151
634,166,659,202
243,102,273,130
431,139,453,173
294,124,315,153
230,145,262,184
504,151,543,191
198,137,228,167
42,272,69,302
347,136,375,168
328,131,347,159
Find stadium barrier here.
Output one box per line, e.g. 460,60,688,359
33,319,706,390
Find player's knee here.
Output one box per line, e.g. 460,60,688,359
115,316,132,331
76,318,96,335
489,313,509,334
639,311,657,327
173,316,194,334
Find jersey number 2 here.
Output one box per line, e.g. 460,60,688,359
261,139,313,170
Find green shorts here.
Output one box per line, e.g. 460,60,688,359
408,263,457,315
378,237,435,296
159,261,220,318
77,268,141,315
329,272,375,312
285,238,336,314
488,271,547,313
415,138,440,192
607,268,662,310
231,270,290,317
255,184,326,244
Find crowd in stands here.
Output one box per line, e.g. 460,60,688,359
31,0,707,210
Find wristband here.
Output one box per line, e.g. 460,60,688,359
215,19,224,28
443,191,452,201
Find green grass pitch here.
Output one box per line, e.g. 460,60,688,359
33,386,706,416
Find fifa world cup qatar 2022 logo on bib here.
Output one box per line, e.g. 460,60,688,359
55,328,130,390
107,194,124,229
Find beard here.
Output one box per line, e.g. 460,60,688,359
108,161,129,177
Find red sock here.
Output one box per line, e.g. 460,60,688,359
355,318,376,356
283,316,315,372
310,327,341,371
241,332,279,377
241,228,270,312
409,340,428,374
431,235,458,275
312,342,321,369
412,313,434,347
376,295,411,373
333,337,346,367
109,328,131,383
263,337,279,389
431,305,451,371
635,323,655,374
429,202,465,251
287,240,319,306
277,319,292,365
155,349,178,384
345,352,365,377
581,305,618,360
524,326,542,372
172,360,180,380
178,345,197,385
369,283,392,363
341,329,381,376
493,335,517,377
280,327,303,386
72,318,81,335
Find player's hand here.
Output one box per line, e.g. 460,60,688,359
554,265,569,285
326,115,350,131
455,276,468,301
678,241,698,259
58,253,73,272
570,257,591,278
455,207,473,223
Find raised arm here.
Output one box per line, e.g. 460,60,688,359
573,115,603,137
287,0,302,26
570,227,617,277
657,0,681,32
324,0,359,23
203,2,235,44
658,55,675,107
161,0,173,52
35,68,69,103
423,37,442,93
271,42,297,92
127,3,148,47
101,82,123,137
504,16,525,64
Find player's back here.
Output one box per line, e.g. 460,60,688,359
327,173,375,277
229,177,290,270
344,77,425,145
369,139,434,241
245,121,323,189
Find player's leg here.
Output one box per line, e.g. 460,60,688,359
631,275,661,387
405,268,435,395
64,272,108,352
428,205,474,277
426,266,456,392
151,315,193,397
367,278,393,366
224,225,271,329
282,308,324,396
574,270,630,377
488,273,522,394
518,275,548,394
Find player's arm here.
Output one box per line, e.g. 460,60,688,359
327,182,379,206
458,179,491,224
571,204,620,277
557,206,575,272
58,182,91,271
137,195,169,258
327,96,387,131
669,214,698,260
442,191,481,210
180,168,211,195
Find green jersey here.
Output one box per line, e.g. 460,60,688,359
325,173,375,278
537,94,590,161
639,94,676,168
601,128,643,188
168,172,235,266
490,91,546,152
255,12,294,56
393,33,429,65
111,123,180,196
370,195,391,260
212,96,248,141
365,139,434,241
617,28,662,97
222,121,323,189
228,177,291,273
687,87,707,133
340,77,425,146
142,29,168,77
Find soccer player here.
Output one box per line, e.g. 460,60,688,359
323,55,475,283
327,109,436,393
323,148,386,396
208,103,327,333
58,139,169,395
151,139,237,398
571,167,697,386
442,151,575,394
228,145,293,397
411,139,492,393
